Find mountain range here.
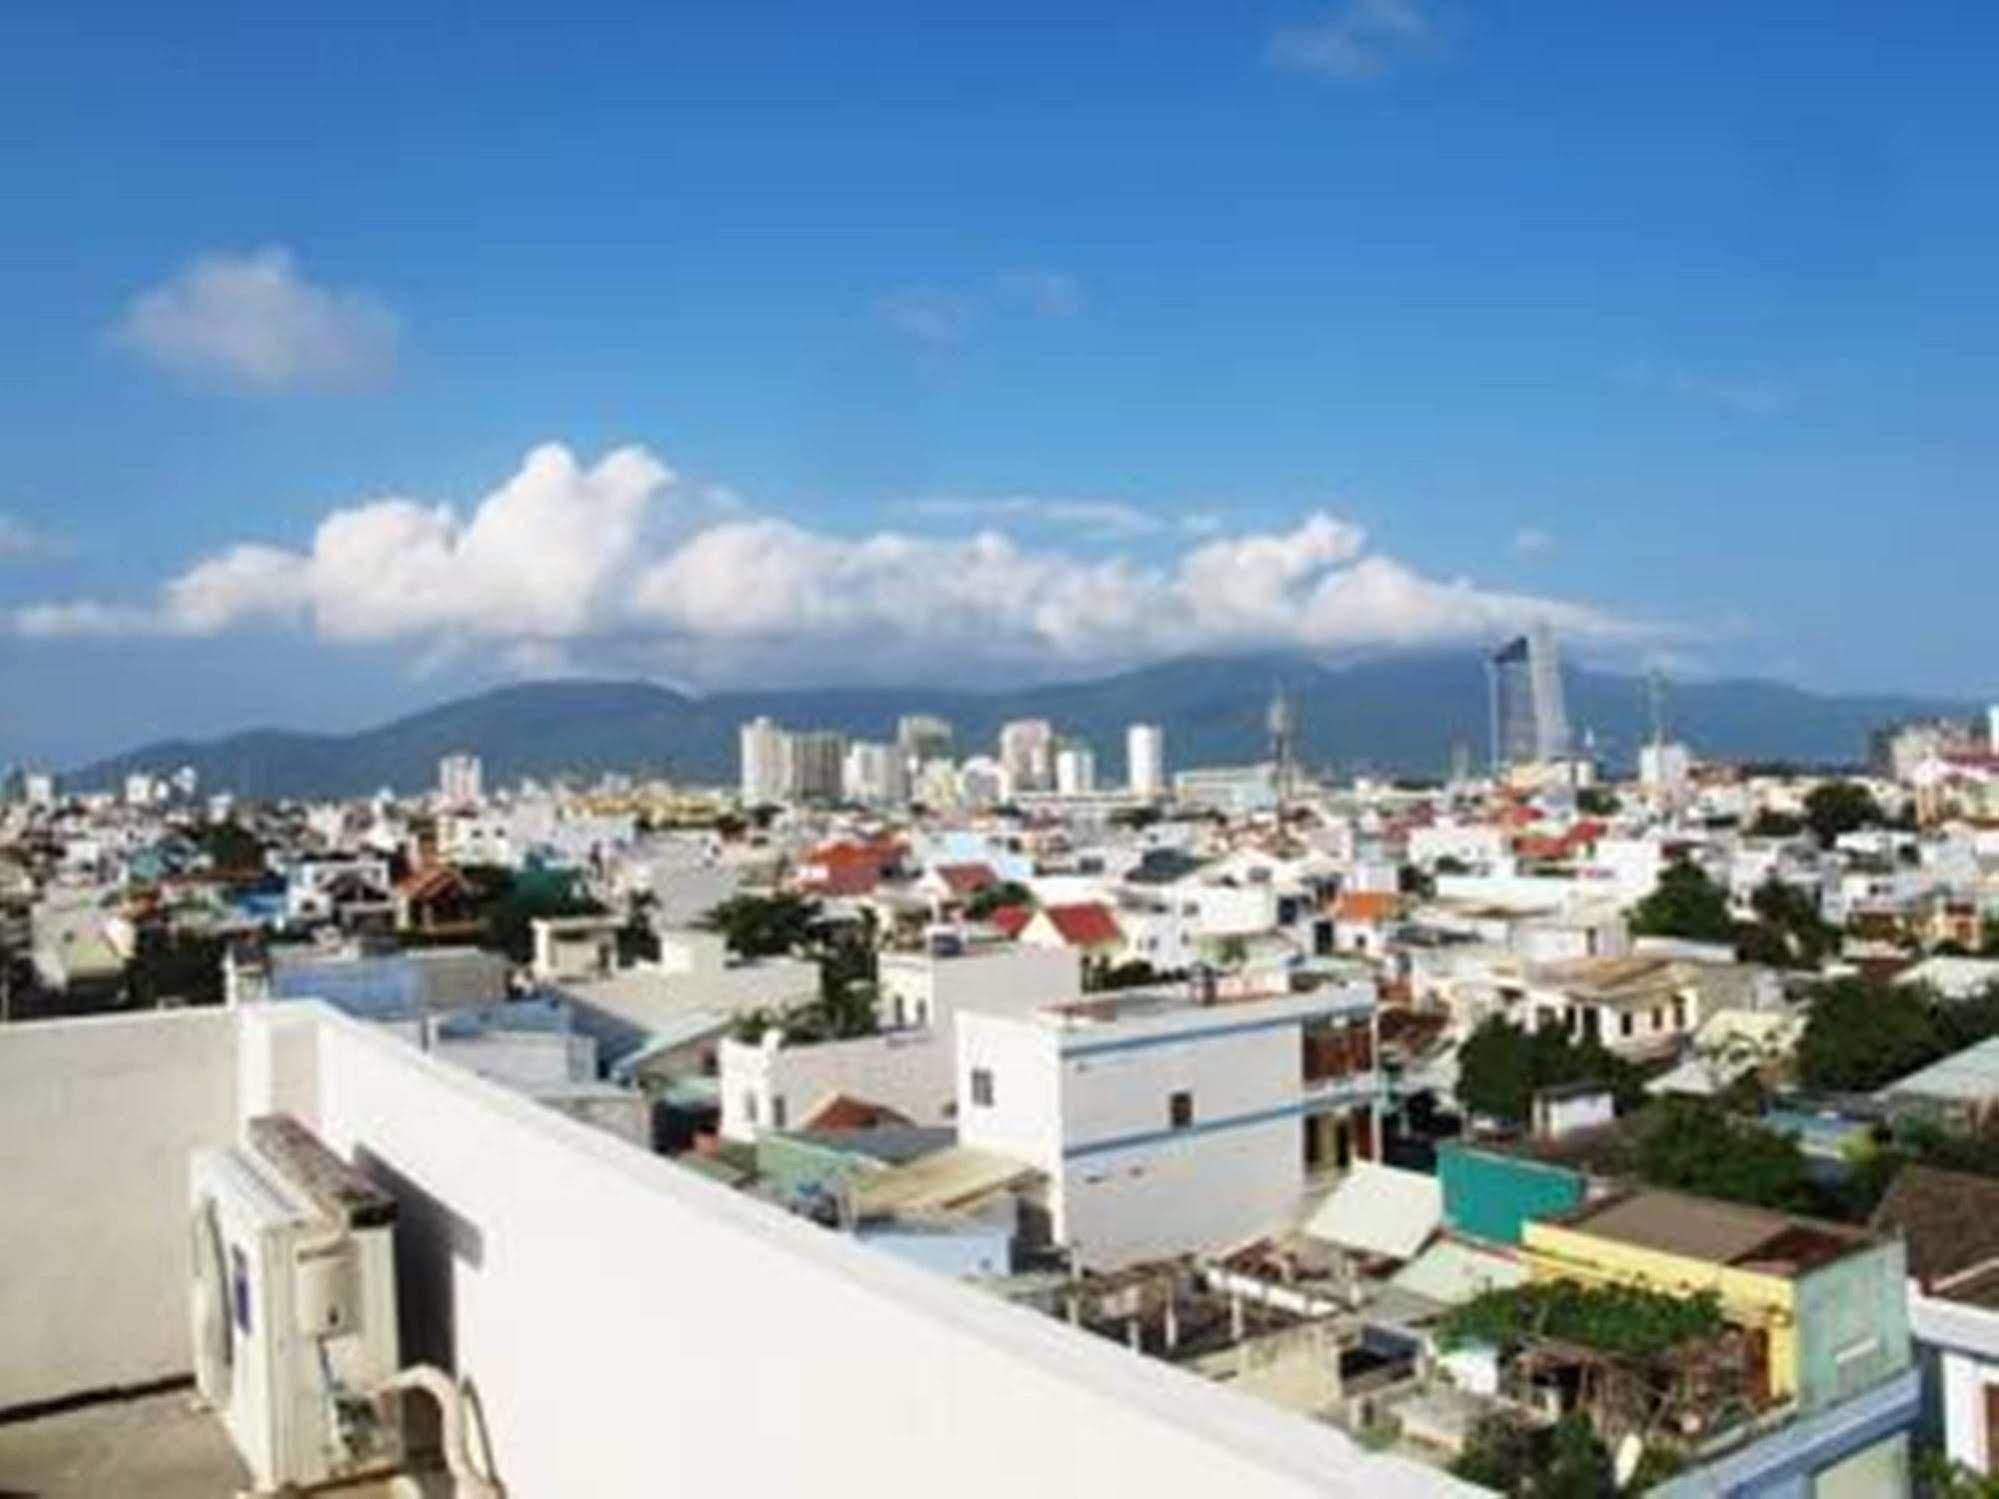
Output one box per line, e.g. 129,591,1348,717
69,652,1969,800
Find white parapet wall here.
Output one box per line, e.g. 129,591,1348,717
244,1003,1477,1498
0,1008,239,1409
0,1005,1476,1495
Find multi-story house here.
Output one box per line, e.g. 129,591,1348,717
956,975,1383,1269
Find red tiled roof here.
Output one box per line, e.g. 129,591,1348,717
800,1095,914,1132
1334,891,1401,924
933,862,998,895
796,863,882,897
397,864,469,902
1040,902,1122,949
988,905,1034,939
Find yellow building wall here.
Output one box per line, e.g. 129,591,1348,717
1521,1222,1800,1402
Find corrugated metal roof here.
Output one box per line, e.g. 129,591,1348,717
849,1146,1038,1217
1302,1163,1442,1261
1878,1034,1999,1105
1388,1239,1528,1307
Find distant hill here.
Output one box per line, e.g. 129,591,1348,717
68,651,1970,799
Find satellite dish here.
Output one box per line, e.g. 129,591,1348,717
1614,1433,1645,1489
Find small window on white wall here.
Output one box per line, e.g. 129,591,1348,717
970,1068,995,1107
771,1095,787,1130
1170,1090,1194,1129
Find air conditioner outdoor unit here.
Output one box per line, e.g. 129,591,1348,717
189,1114,405,1495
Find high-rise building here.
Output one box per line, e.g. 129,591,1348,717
1267,686,1297,805
1127,723,1165,797
1489,623,1570,771
739,717,791,805
1054,744,1097,796
1989,705,1999,755
998,719,1055,792
439,752,484,807
788,731,848,803
843,740,909,806
895,714,954,765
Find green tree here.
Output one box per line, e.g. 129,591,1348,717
1630,860,1735,943
1635,1097,1817,1213
1450,1409,1619,1498
1576,786,1620,817
700,892,820,959
1735,876,1836,969
1456,1017,1640,1127
1803,780,1883,849
194,820,266,876
1795,977,1945,1093
965,880,1033,920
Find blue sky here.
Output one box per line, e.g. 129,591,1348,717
3,1,1996,765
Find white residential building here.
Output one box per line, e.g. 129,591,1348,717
1639,740,1691,794
957,978,1385,1268
438,751,483,806
723,940,1081,1144
1055,744,1097,797
999,719,1056,793
788,731,847,803
843,740,910,806
1128,723,1165,797
739,716,790,805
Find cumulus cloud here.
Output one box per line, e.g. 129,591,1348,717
6,441,1647,682
898,496,1168,541
1269,0,1440,79
110,247,398,391
1514,526,1554,556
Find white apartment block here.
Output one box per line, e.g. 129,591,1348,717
843,739,910,806
957,979,1384,1269
438,751,483,807
1127,723,1165,797
722,940,1082,1144
1055,744,1097,796
788,731,847,802
999,719,1055,792
739,716,790,805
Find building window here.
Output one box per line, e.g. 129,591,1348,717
1620,1012,1634,1039
970,1068,995,1108
1170,1090,1194,1129
770,1095,787,1130
1650,1006,1663,1031
1672,998,1688,1031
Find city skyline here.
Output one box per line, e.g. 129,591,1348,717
6,3,1999,760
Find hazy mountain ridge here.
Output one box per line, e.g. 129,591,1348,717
69,652,1968,799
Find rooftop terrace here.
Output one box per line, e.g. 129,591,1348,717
0,1003,1473,1497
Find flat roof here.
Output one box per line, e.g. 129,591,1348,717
1541,1189,1874,1278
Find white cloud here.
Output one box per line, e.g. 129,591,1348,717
1615,359,1793,416
873,287,976,347
1269,0,1439,79
1514,526,1554,556
110,247,398,391
7,441,1649,682
877,271,1086,348
898,496,1166,541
